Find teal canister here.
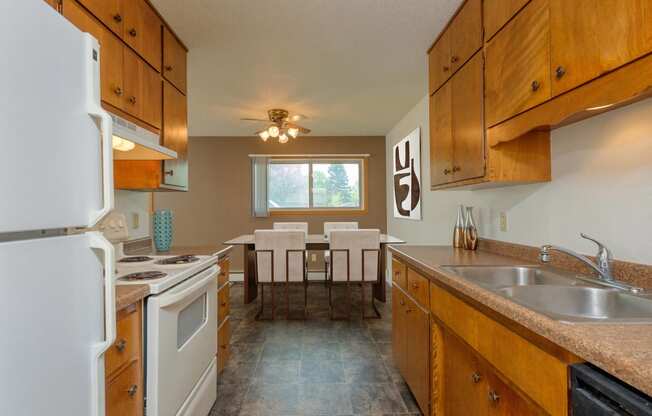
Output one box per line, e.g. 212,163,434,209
153,209,173,252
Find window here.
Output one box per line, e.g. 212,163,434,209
267,159,364,211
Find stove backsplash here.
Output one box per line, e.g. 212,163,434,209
115,190,151,240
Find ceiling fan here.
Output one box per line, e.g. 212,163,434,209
241,109,311,143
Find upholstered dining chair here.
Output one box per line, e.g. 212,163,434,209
273,222,309,236
323,222,359,285
328,229,381,320
254,230,307,320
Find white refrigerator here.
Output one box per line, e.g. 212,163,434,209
0,1,116,416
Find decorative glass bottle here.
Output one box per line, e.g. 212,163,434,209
463,206,478,251
453,205,465,248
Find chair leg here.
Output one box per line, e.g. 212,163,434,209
328,281,333,319
347,282,352,320
271,283,275,320
363,283,381,319
255,283,263,320
286,281,290,320
304,280,308,319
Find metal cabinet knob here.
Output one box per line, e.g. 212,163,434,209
399,299,405,306
220,302,227,307
165,65,173,71
452,166,461,172
471,372,481,383
128,96,137,104
114,87,123,96
116,339,127,352
113,14,122,23
531,80,541,92
129,28,137,37
127,385,138,397
412,282,418,289
555,65,566,79
443,168,452,175
488,390,500,402
443,65,450,72
451,55,459,63
165,169,174,176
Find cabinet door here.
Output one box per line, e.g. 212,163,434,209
162,81,189,189
106,360,143,416
218,283,230,325
141,64,162,128
391,286,408,376
77,0,123,36
485,0,551,126
105,303,141,378
217,318,231,373
444,330,488,416
122,48,144,118
485,367,546,416
452,52,485,182
431,321,445,416
429,82,454,186
449,0,482,72
550,0,652,96
43,0,61,11
123,0,162,71
163,27,188,94
406,300,430,415
483,0,530,40
63,0,124,110
428,29,451,95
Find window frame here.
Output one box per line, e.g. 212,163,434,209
267,157,367,215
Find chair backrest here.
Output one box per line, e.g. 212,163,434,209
330,229,380,282
255,230,306,283
273,222,309,237
323,221,358,240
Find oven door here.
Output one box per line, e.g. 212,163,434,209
146,265,218,416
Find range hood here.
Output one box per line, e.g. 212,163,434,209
110,113,177,160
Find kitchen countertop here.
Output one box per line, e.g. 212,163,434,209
388,244,652,397
116,285,149,311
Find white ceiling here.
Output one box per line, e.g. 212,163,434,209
150,0,462,137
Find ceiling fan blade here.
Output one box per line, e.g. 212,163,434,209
285,122,311,133
240,118,270,122
288,113,308,122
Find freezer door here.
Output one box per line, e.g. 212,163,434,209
0,232,115,416
0,1,113,233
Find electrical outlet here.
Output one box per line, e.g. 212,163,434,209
311,253,317,262
499,212,507,232
132,213,139,229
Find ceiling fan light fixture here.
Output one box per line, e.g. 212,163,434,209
278,133,289,143
268,125,280,138
258,130,270,141
288,127,299,138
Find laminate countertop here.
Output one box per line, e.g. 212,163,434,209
388,244,652,397
116,285,149,311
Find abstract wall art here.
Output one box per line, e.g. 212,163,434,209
393,127,421,220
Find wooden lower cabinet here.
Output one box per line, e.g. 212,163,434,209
106,302,143,416
217,317,231,373
217,257,232,373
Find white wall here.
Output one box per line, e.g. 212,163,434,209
115,190,151,240
386,96,652,264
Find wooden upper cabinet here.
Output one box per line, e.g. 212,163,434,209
63,0,124,109
483,0,531,40
429,81,453,186
77,0,123,35
122,48,161,128
123,0,162,71
162,81,189,189
448,0,482,72
485,0,551,127
428,29,452,95
43,0,61,11
549,0,652,97
163,27,188,94
451,52,484,182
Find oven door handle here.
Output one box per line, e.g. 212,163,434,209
158,265,219,308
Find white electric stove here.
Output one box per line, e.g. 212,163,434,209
116,252,219,416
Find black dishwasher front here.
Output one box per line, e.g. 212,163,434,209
571,363,652,416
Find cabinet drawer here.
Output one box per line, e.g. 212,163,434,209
485,0,551,127
430,282,570,416
391,259,407,290
106,359,142,416
407,268,429,308
106,303,141,378
218,259,230,287
217,318,231,373
218,283,230,325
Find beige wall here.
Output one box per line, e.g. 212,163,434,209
155,136,387,271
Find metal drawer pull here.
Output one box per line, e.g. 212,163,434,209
471,372,481,383
129,28,137,37
443,168,452,175
114,87,123,96
165,65,173,71
531,80,541,92
127,385,138,397
116,339,127,352
488,390,500,402
555,66,566,79
128,96,137,104
165,169,174,176
452,166,461,172
113,14,122,23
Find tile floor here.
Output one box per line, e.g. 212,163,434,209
210,281,423,416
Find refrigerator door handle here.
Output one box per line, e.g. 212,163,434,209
88,231,116,416
84,34,114,226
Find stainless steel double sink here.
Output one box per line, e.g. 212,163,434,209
442,266,652,324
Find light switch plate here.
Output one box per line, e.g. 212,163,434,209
499,212,508,232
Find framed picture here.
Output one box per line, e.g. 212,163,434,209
392,127,422,220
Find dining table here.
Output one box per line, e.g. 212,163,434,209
224,233,405,304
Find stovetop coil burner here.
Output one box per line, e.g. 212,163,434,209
119,256,154,263
120,271,167,281
155,255,199,265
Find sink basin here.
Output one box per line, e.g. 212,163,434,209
495,285,652,323
443,266,578,289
